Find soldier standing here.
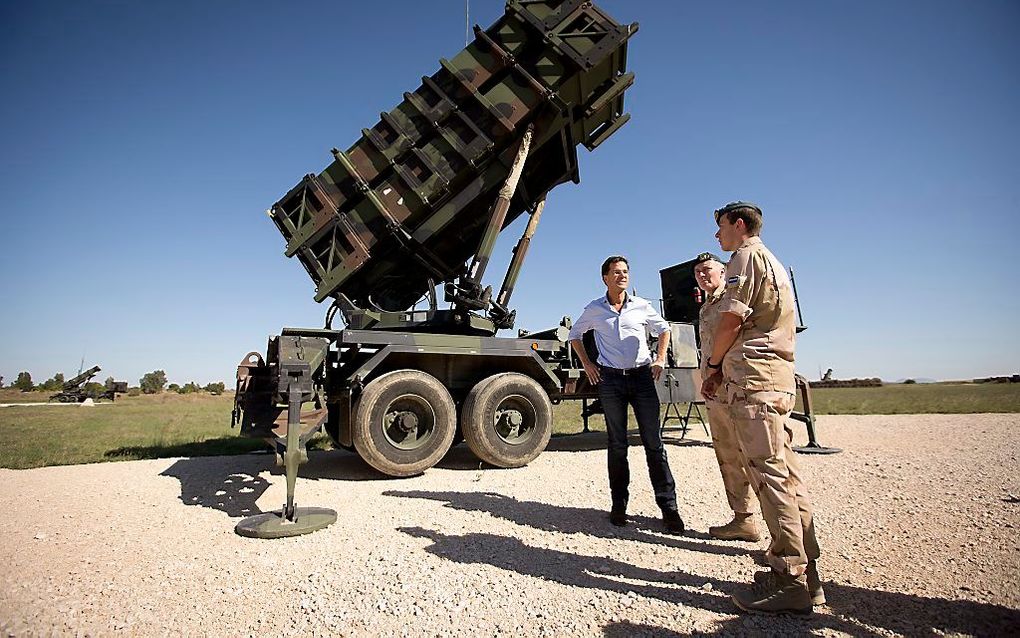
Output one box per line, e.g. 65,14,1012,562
701,202,824,614
693,252,760,542
569,255,685,534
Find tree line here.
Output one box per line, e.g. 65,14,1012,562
5,370,225,395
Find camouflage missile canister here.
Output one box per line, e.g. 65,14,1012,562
269,0,637,313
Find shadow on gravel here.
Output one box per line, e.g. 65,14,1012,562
603,621,685,637
815,583,1020,637
159,448,383,519
395,495,1020,636
161,455,273,518
384,490,750,557
702,582,1020,637
400,525,737,614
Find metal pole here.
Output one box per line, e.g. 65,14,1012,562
283,382,303,521
789,267,805,330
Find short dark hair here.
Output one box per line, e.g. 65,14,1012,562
601,255,628,277
714,202,763,236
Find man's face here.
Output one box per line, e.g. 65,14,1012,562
693,260,725,293
715,215,744,251
602,260,629,290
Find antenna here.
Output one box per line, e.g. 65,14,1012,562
789,267,805,329
465,0,470,45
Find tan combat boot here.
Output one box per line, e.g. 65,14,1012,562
752,560,826,605
733,571,813,615
708,513,761,542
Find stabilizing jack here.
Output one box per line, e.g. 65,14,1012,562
235,380,337,538
790,374,842,455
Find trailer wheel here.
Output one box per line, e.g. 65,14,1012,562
462,373,552,468
353,370,457,477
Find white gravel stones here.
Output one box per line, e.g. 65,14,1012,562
1,414,1018,636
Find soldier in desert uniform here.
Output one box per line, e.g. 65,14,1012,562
701,202,824,614
693,251,760,543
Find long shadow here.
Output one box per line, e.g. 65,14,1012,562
602,621,687,638
384,490,752,558
401,526,737,615
403,525,1019,636
816,582,1020,637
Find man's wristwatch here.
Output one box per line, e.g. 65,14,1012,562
706,358,722,370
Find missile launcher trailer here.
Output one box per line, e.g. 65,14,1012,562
49,365,128,403
233,0,640,492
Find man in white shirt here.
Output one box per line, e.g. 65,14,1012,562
568,255,684,534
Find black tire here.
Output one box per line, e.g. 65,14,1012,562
353,370,457,477
461,373,552,468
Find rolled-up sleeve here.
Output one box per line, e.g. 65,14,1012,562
717,249,758,321
567,303,598,341
644,301,670,336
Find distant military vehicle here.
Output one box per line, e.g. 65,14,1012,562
49,365,128,403
231,1,651,536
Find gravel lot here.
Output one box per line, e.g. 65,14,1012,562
2,414,1018,637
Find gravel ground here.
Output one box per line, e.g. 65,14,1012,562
1,414,1018,637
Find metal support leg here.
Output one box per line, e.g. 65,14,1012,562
282,383,303,520
659,401,686,437
790,374,841,455
235,379,338,538
684,401,709,437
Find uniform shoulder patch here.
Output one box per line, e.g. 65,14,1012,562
726,275,746,288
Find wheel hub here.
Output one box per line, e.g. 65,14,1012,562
494,396,534,444
383,395,435,450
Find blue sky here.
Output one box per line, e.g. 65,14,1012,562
2,0,1017,386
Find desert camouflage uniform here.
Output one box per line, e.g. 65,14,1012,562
718,236,820,576
699,284,755,516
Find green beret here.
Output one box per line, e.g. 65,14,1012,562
713,201,762,222
694,251,723,265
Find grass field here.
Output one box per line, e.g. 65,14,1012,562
1,382,1017,469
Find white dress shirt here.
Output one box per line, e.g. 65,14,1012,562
568,293,670,369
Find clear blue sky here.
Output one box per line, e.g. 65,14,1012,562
2,0,1017,386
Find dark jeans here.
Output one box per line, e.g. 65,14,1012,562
597,365,678,513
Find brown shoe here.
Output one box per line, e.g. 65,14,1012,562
753,562,825,606
733,571,812,615
708,514,760,542
806,561,826,605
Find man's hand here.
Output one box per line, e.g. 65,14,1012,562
582,359,601,386
701,369,723,400
651,358,666,381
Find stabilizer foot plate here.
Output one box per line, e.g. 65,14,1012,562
793,445,842,455
235,507,337,539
